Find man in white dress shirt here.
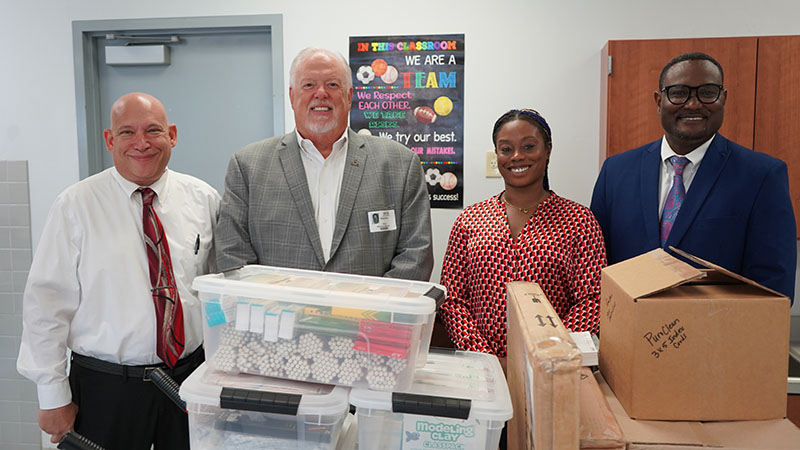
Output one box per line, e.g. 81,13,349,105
17,92,220,449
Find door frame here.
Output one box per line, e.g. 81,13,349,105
72,14,284,179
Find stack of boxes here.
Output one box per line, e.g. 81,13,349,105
507,248,800,449
179,265,513,449
595,248,800,448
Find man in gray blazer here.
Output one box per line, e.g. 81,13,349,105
216,48,433,281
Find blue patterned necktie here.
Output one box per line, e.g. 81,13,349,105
660,156,690,247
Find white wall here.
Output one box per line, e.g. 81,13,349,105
1,0,798,314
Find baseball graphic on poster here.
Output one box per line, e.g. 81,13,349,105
381,65,398,84
441,172,457,190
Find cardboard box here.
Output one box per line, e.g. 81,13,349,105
595,370,800,449
599,248,790,421
507,281,582,449
579,367,626,449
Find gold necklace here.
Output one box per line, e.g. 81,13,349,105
502,193,543,215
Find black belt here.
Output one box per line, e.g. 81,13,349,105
71,346,203,381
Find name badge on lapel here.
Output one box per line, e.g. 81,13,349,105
368,210,397,233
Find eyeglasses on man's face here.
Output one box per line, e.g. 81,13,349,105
660,84,723,105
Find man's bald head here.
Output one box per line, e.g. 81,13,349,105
103,92,177,186
110,92,168,126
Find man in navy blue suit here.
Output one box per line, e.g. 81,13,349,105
591,52,796,302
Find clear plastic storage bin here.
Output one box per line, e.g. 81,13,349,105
349,350,513,450
193,265,443,391
179,363,350,449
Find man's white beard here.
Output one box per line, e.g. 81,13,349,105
306,118,337,135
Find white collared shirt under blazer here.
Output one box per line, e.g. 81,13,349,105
297,129,348,262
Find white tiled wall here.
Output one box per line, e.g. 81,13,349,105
0,161,40,449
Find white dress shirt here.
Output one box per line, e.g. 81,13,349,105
296,129,348,262
17,168,220,409
658,134,714,217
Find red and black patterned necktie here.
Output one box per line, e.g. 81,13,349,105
139,187,185,368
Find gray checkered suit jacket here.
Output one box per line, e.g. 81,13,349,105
215,129,433,281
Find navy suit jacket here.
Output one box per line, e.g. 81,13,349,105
591,134,796,302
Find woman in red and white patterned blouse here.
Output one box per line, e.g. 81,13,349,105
439,109,607,358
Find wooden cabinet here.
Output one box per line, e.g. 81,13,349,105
600,37,800,237
754,37,800,238
789,394,800,428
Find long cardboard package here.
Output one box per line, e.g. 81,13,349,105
595,370,800,449
599,248,790,421
507,281,582,449
508,282,626,449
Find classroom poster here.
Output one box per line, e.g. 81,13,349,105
349,34,465,209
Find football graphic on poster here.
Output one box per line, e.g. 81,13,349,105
413,106,437,124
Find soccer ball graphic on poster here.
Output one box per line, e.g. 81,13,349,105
356,65,375,85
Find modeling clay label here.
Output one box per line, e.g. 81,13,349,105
401,414,486,449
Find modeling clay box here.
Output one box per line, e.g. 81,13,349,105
193,265,443,391
179,363,350,450
349,349,512,450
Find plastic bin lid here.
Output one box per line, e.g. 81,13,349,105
349,350,513,422
192,265,442,316
179,363,350,417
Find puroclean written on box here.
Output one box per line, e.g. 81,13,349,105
599,248,790,421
